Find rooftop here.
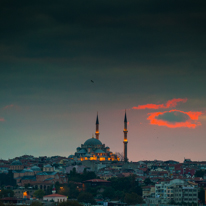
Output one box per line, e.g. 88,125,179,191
44,194,67,197
84,138,102,146
84,179,110,183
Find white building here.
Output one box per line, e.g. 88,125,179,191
155,182,169,203
155,179,198,204
173,186,198,204
43,186,67,203
43,194,67,202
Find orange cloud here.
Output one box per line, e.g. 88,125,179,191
147,110,202,128
0,118,5,122
3,104,14,110
133,98,187,110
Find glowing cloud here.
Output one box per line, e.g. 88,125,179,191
133,98,187,110
147,110,202,128
0,118,5,121
3,104,14,110
199,115,206,120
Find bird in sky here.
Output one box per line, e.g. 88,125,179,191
91,80,94,83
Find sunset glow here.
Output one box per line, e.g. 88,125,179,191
133,98,187,110
3,104,14,110
147,110,202,128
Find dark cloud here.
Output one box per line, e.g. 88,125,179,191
0,0,206,103
1,0,206,60
156,111,189,122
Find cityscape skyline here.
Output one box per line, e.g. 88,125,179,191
0,1,206,161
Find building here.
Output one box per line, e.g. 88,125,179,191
155,181,169,203
83,179,111,187
68,114,124,162
173,185,198,204
13,188,36,199
43,186,67,202
0,197,26,204
43,194,67,202
14,169,67,189
155,179,198,204
10,160,24,171
43,164,55,172
142,186,155,199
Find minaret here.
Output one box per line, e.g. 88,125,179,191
123,111,128,162
52,185,56,194
95,113,100,140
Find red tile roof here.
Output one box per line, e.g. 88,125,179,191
44,194,67,197
84,179,110,183
139,168,148,172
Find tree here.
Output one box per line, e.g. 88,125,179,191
33,189,45,199
68,168,97,183
77,192,96,204
135,182,143,196
114,190,124,201
86,186,98,197
59,186,70,196
124,192,143,205
45,185,52,195
55,181,61,192
0,189,14,198
115,152,124,161
68,168,82,182
144,178,153,186
109,176,142,196
68,182,79,198
0,171,16,187
82,171,97,181
195,170,205,178
198,188,205,204
24,183,31,188
58,200,82,206
109,177,131,192
30,201,43,206
102,187,115,199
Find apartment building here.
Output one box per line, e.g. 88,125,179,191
155,179,198,204
173,186,198,204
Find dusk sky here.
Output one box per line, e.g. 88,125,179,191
1,0,206,162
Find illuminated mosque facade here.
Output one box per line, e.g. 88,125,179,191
69,113,128,162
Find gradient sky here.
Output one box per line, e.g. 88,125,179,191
1,0,206,162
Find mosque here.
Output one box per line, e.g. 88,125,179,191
68,112,128,162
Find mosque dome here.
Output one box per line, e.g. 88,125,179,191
95,149,105,153
44,164,52,168
68,155,74,158
70,114,122,162
31,166,41,171
77,149,87,154
22,169,33,173
84,138,102,146
11,160,22,165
